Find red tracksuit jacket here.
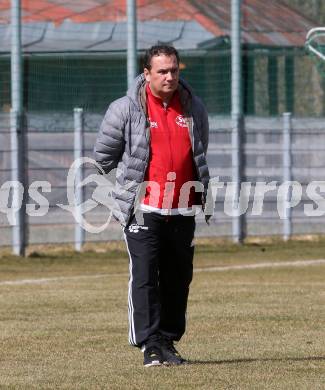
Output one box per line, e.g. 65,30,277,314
142,84,197,210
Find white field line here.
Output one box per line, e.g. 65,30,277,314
194,259,325,272
0,259,325,287
0,273,114,286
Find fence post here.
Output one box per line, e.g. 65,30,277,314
231,0,245,243
127,0,137,88
11,0,22,114
10,109,26,256
74,108,85,251
11,0,25,255
231,115,246,242
283,112,292,240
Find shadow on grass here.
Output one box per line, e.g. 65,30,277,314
188,356,325,365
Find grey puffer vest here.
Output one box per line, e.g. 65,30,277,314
94,74,210,226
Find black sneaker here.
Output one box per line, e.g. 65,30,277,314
143,345,163,367
160,337,187,365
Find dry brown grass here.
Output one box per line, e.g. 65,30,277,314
0,239,324,389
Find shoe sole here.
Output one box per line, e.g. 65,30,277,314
144,360,162,367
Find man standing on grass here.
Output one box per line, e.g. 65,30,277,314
94,45,210,366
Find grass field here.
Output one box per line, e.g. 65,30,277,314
0,238,325,389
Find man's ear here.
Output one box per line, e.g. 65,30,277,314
144,68,150,82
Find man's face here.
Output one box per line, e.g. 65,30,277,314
144,54,179,100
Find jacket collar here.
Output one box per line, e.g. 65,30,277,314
127,73,193,117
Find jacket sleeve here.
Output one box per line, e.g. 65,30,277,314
201,103,209,155
196,97,209,155
94,98,128,173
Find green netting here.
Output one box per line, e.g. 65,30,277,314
0,0,325,118
1,48,322,117
1,45,325,117
0,51,232,115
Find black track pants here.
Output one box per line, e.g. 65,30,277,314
123,212,195,347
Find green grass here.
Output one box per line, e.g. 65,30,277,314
0,239,325,389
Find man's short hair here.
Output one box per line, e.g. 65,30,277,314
143,45,180,71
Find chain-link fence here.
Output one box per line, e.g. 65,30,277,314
1,0,325,252
204,116,325,237
1,111,325,249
